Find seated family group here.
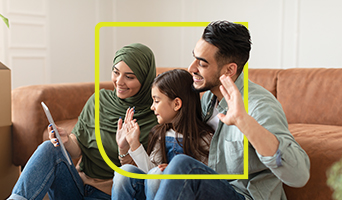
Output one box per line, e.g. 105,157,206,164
8,20,310,200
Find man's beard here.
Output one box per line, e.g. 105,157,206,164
191,84,212,93
191,73,221,93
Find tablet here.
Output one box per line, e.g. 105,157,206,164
41,102,72,165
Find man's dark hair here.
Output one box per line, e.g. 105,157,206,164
202,20,252,75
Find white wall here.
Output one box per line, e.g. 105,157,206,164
48,0,114,84
0,0,49,89
1,0,342,89
1,0,114,89
113,0,342,69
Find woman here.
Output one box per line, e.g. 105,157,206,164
8,43,158,200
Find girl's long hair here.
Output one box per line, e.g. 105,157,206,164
146,69,214,164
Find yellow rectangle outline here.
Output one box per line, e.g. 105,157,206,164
95,22,249,179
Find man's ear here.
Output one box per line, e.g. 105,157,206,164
173,97,182,112
221,63,238,78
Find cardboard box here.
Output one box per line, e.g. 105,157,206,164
0,62,11,127
0,62,19,199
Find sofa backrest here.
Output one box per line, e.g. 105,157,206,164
248,69,281,98
276,68,342,126
156,67,183,75
11,81,113,166
158,67,342,126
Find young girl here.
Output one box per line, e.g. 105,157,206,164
112,69,214,200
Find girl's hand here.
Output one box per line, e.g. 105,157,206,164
158,163,168,172
48,124,69,147
116,107,135,150
125,120,141,151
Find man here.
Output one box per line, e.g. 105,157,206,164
153,21,310,200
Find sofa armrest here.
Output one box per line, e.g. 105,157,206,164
12,81,113,166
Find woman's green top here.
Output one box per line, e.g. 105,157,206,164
72,43,158,179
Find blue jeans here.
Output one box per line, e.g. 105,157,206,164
112,164,162,200
8,141,110,200
154,154,245,200
112,136,184,200
165,136,183,163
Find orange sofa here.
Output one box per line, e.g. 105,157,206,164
11,67,342,199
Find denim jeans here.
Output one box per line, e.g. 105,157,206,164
154,154,246,200
8,141,110,200
112,165,162,200
165,136,183,163
112,136,184,200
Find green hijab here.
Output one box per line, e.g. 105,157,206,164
73,43,158,179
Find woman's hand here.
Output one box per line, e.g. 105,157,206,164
48,124,82,158
158,163,168,172
116,107,135,151
48,124,69,147
116,117,128,150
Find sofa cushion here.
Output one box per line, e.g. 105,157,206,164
277,68,342,126
284,123,342,200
